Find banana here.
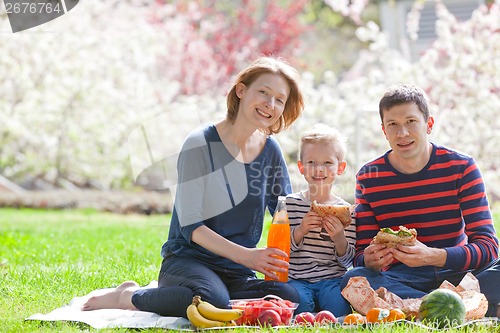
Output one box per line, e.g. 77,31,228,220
186,302,228,329
195,296,243,322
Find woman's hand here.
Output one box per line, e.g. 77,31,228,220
191,225,294,278
363,243,394,271
239,247,289,279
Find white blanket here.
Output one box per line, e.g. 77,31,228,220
26,283,499,330
26,282,192,330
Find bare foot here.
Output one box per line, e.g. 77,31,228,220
81,281,140,311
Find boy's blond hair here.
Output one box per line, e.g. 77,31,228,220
298,124,347,162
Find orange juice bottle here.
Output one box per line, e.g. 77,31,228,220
265,196,290,282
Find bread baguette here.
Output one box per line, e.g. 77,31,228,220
310,201,353,227
373,226,417,247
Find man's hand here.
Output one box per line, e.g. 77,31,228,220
364,243,394,271
389,240,447,267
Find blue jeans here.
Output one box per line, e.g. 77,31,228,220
131,255,300,318
288,278,351,316
340,258,500,317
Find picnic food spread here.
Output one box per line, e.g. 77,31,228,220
343,312,366,325
365,307,406,323
265,196,290,282
187,276,486,329
418,289,466,328
372,226,417,247
186,296,242,328
187,291,486,329
294,310,338,326
230,297,297,326
341,273,488,328
310,201,353,227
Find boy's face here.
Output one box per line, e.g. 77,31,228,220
298,142,346,189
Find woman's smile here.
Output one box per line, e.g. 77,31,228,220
256,108,272,119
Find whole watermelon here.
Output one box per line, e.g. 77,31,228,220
418,289,466,328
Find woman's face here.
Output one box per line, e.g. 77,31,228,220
235,73,290,129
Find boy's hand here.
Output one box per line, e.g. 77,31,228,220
322,215,349,256
322,215,344,241
294,211,322,241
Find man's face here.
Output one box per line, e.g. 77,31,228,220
381,103,434,162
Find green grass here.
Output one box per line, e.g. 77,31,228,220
1,207,499,333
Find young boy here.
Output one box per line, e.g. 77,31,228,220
286,124,355,316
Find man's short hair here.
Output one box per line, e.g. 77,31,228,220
379,84,430,123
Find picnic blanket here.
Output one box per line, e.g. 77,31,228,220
26,281,192,330
25,281,500,331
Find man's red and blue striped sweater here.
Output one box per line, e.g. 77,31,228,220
354,143,498,271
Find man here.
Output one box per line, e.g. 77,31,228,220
340,84,500,317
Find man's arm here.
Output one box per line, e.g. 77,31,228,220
353,176,380,267
444,158,499,270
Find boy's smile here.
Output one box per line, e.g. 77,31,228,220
298,142,346,195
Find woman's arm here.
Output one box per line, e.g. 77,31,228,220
336,217,356,268
191,225,288,279
267,139,292,215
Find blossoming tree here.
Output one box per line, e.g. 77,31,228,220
0,0,498,203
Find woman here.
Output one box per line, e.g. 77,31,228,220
82,57,305,317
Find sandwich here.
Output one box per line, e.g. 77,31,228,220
310,200,354,228
373,226,417,247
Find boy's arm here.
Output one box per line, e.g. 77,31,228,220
292,225,306,245
335,217,356,268
290,227,304,250
291,211,323,250
286,195,311,251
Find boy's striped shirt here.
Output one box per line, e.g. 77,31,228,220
286,192,356,283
